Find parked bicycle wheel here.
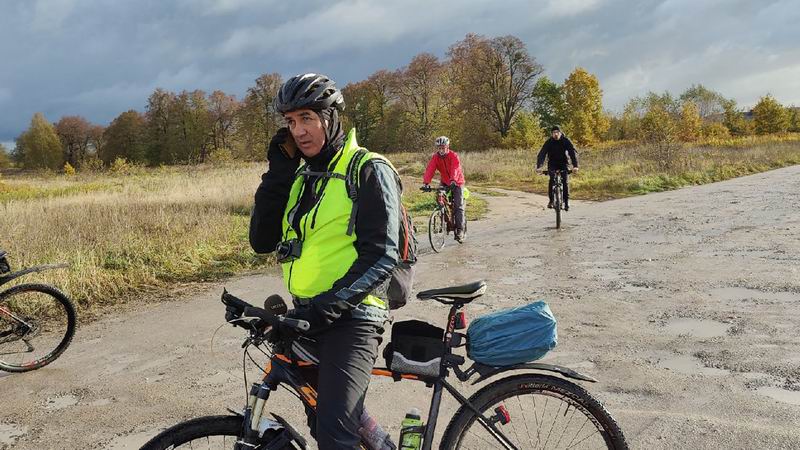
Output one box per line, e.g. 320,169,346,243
0,283,76,372
141,415,295,450
441,374,627,450
429,208,447,252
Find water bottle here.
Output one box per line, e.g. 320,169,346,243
399,408,424,450
359,408,397,450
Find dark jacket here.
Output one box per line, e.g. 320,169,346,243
249,136,401,327
536,136,579,170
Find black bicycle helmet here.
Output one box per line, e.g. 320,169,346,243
274,73,345,114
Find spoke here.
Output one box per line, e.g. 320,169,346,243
566,426,602,449
542,398,564,448
516,395,535,448
532,393,543,448
553,404,579,448
467,424,499,448
565,417,592,448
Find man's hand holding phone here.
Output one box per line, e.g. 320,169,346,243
268,128,300,174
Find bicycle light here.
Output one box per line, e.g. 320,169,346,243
454,312,468,330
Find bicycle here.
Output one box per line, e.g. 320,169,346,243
420,185,467,253
142,281,627,449
0,251,76,372
540,169,572,229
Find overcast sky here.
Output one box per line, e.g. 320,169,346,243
1,0,799,145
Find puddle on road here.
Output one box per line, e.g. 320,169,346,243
756,387,800,406
0,423,27,446
658,355,730,376
44,393,79,410
710,287,798,302
664,318,730,338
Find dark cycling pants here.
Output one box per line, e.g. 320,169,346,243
548,171,569,205
447,184,466,232
299,318,383,449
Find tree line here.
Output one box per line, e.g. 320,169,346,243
3,33,799,171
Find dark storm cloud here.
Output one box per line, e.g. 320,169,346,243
1,0,798,142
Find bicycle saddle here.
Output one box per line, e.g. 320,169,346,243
416,280,487,301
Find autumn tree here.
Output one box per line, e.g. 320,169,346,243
679,84,728,120
753,94,789,134
15,113,63,169
562,67,609,146
789,107,800,132
448,34,543,139
721,99,750,136
145,88,176,164
393,53,448,148
531,76,566,130
208,90,240,154
101,110,147,163
238,73,283,160
678,101,702,141
55,115,100,167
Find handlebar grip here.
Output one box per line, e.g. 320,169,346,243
221,289,253,310
241,306,311,332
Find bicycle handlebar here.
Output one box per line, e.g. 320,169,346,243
221,289,310,332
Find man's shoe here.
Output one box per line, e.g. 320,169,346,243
455,230,464,243
547,202,554,209
564,203,570,211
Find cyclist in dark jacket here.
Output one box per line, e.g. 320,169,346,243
536,125,579,210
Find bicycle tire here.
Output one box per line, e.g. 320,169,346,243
429,208,446,253
0,283,76,372
141,415,296,450
440,374,627,450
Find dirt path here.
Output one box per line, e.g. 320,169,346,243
2,166,799,449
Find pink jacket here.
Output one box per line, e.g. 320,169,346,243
423,150,465,186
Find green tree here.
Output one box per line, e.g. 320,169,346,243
15,113,63,170
531,76,566,130
562,67,609,146
101,110,147,164
393,52,448,149
0,143,11,168
721,99,750,136
501,110,546,149
787,107,800,132
678,101,702,141
237,73,283,160
753,94,789,134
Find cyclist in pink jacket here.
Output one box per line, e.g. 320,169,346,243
423,136,466,242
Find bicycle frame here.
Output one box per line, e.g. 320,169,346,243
239,303,526,450
434,188,456,232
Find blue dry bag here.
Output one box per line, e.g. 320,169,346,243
467,301,558,367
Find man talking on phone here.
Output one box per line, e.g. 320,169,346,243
247,73,402,449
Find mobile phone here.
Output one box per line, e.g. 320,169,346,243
279,133,299,160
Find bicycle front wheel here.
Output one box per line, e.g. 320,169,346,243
440,374,627,450
555,188,562,229
0,283,76,372
429,208,446,252
141,415,296,450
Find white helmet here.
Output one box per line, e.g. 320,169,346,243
435,136,450,146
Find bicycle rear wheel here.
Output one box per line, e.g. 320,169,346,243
141,415,296,449
440,374,627,450
429,208,446,252
0,283,76,372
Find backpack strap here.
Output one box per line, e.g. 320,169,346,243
345,148,370,236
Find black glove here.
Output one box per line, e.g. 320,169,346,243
225,303,244,324
285,307,324,333
267,127,300,174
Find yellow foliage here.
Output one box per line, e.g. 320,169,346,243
63,162,76,176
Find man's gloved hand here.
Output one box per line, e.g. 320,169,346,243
225,303,244,324
267,127,300,174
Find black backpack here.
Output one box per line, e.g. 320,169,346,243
345,149,417,309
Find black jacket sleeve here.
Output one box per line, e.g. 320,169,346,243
297,160,401,327
536,140,549,168
564,137,579,168
249,167,295,253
